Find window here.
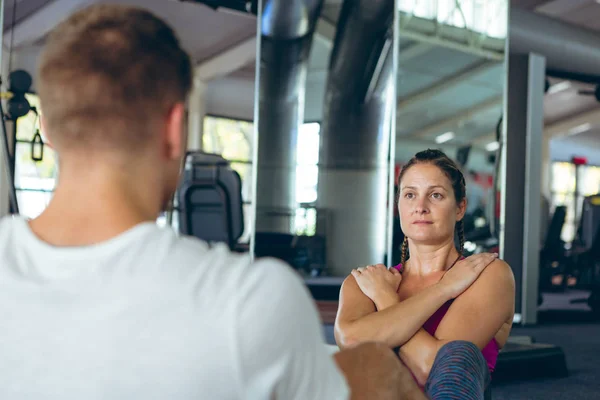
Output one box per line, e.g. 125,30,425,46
202,116,254,242
550,162,576,242
201,116,321,240
550,161,600,242
295,122,320,235
397,0,508,39
14,94,58,219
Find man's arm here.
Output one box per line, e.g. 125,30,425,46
334,342,428,400
398,260,515,385
235,259,349,400
235,258,425,400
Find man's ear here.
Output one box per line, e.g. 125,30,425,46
39,116,55,149
164,103,186,160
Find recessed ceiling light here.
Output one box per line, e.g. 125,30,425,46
435,131,455,144
568,123,591,136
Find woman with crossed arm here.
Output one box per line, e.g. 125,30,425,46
335,149,515,399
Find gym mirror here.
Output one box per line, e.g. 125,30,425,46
252,0,398,281
393,0,509,264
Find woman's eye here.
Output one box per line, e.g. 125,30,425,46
431,193,443,200
405,192,414,199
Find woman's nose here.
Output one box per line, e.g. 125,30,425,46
414,198,429,214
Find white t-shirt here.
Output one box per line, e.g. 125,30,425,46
0,216,349,400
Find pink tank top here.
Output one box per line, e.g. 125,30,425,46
394,263,499,373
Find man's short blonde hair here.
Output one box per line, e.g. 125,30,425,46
37,4,192,153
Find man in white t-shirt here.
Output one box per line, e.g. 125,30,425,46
0,5,424,400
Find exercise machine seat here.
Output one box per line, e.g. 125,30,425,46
177,151,244,250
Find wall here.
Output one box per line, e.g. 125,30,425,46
550,137,600,166
206,76,255,121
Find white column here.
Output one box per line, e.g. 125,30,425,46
187,76,207,151
502,53,546,325
541,132,551,199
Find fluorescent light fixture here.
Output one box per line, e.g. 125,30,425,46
548,80,571,94
435,131,455,144
485,141,500,152
568,123,591,136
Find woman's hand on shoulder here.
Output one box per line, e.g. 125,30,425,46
472,257,515,295
438,252,499,299
435,257,515,349
350,264,402,310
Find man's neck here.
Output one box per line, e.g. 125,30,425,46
29,167,164,247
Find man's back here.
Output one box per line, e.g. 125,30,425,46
0,216,349,399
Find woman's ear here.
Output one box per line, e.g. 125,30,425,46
457,198,467,221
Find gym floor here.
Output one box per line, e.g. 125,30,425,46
321,290,600,399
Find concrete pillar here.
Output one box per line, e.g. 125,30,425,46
254,1,322,234
501,53,546,325
316,0,395,276
318,53,394,276
254,53,302,233
187,76,206,151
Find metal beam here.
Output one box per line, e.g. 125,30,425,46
398,60,496,108
407,95,502,138
473,107,600,146
398,28,504,61
195,36,257,81
545,107,600,139
399,42,432,61
315,13,504,61
398,12,505,61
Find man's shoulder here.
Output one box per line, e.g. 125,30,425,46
142,228,301,294
0,215,23,232
143,226,250,275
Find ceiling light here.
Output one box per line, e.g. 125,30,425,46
568,123,591,136
486,141,500,151
548,81,571,94
435,131,455,144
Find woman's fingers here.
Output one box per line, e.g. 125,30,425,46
468,253,498,274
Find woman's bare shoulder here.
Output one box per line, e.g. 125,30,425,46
480,258,515,286
457,257,515,312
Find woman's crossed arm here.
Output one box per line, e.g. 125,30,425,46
334,253,500,349
398,259,515,385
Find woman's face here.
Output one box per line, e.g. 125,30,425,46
398,163,466,244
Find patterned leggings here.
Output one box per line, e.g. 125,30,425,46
424,341,491,400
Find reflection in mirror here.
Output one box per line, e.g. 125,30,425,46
253,0,397,278
393,0,508,265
